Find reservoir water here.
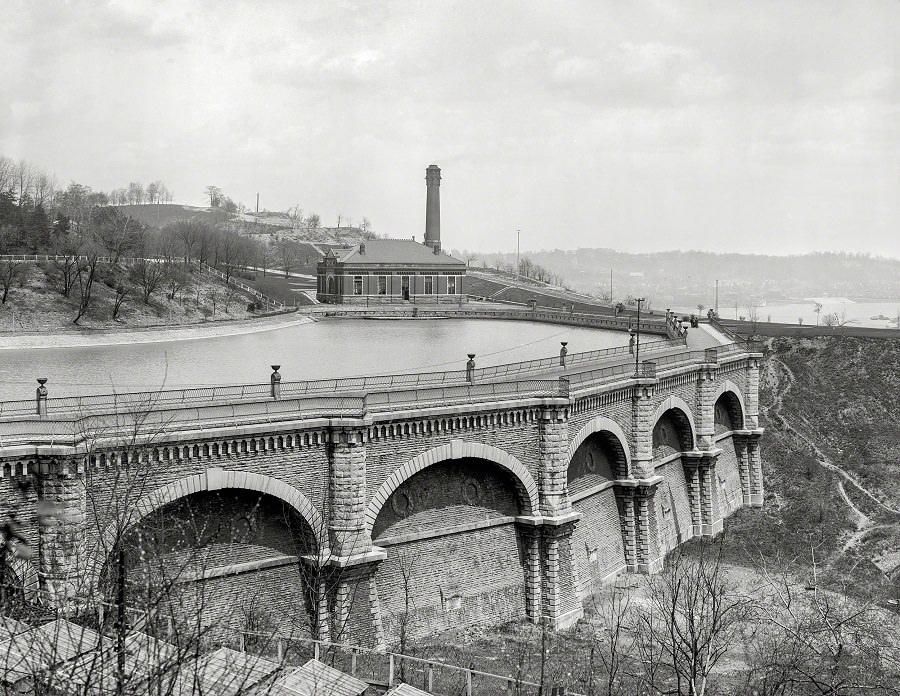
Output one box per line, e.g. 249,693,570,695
0,319,629,401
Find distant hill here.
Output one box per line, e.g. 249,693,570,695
465,249,900,308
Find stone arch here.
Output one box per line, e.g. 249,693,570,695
366,441,539,532
101,468,323,553
713,380,746,430
650,396,697,451
567,416,632,476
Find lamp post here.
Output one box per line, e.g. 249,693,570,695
635,297,645,375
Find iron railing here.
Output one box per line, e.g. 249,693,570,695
0,338,684,419
0,343,756,448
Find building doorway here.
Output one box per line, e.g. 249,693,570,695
401,276,410,301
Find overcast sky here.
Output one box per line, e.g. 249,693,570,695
2,1,897,256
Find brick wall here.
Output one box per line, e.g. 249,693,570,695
567,435,617,495
159,562,310,645
655,460,693,553
375,524,526,643
0,475,40,587
652,413,683,461
567,391,634,451
570,489,626,597
717,437,743,516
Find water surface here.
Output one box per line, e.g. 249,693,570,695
0,319,628,401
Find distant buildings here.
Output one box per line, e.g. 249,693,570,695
316,165,467,304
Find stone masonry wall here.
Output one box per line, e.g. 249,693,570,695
366,413,541,515
82,442,331,573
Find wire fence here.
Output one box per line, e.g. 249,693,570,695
238,631,588,696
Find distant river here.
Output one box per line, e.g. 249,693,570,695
0,319,629,401
678,299,900,329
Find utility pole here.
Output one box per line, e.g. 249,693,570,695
715,279,719,316
516,229,521,282
610,268,613,302
256,193,260,225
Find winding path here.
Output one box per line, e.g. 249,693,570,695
763,345,900,564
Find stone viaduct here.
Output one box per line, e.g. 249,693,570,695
0,336,763,647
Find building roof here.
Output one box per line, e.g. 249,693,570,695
0,616,31,643
172,647,280,696
265,659,368,696
333,239,465,267
386,684,434,696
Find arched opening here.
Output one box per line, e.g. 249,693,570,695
652,407,695,553
372,457,529,643
714,391,745,514
568,431,629,596
106,490,317,642
327,276,335,296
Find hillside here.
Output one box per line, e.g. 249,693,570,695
727,335,900,603
0,262,259,331
114,203,230,229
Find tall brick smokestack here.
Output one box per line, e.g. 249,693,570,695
425,164,441,253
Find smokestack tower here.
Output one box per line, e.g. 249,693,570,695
425,164,441,253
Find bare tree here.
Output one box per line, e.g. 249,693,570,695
204,186,223,208
111,277,133,321
744,548,900,695
164,262,189,301
275,239,301,279
286,205,304,229
588,580,636,696
73,247,101,324
0,259,21,305
93,208,142,263
130,259,167,305
635,540,751,696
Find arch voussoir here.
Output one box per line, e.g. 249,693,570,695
101,468,323,552
366,441,539,533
